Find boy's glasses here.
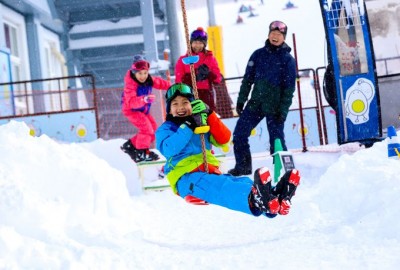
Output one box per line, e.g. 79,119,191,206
132,60,150,71
166,83,193,101
269,21,287,34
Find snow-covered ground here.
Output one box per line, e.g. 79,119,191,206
1,120,400,269
1,1,400,269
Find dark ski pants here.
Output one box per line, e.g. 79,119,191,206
232,107,287,171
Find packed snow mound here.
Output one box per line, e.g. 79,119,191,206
0,121,136,235
1,121,400,269
316,140,400,238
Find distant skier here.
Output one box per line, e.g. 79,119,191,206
284,1,297,9
236,15,244,24
155,83,301,217
239,4,249,13
248,10,258,18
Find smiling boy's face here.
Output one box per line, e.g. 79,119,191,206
170,95,193,117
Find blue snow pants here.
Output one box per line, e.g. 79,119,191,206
176,172,262,216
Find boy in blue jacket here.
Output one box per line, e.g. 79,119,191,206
155,83,301,217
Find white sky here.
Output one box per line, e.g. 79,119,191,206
1,0,400,269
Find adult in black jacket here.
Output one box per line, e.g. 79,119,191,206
229,21,297,176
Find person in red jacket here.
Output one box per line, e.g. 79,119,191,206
120,55,171,162
174,27,222,112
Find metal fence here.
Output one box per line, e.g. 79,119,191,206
0,74,96,116
1,69,399,149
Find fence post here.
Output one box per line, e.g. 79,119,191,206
292,33,307,152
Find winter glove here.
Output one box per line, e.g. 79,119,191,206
167,114,185,126
191,99,210,115
275,113,286,124
192,113,210,134
236,102,244,116
143,94,156,104
196,64,210,81
182,116,198,131
192,112,208,127
191,100,210,134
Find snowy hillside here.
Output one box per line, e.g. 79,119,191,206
181,0,400,77
182,0,326,77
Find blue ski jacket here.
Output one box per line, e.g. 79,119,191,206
155,112,230,194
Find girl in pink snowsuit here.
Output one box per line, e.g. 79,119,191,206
175,27,222,112
120,55,171,162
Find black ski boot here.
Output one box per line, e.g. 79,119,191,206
273,169,300,215
250,167,280,215
144,149,160,161
229,147,252,176
120,140,146,163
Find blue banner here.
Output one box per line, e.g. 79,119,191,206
319,0,382,145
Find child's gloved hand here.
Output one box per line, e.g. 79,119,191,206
190,100,211,133
192,113,210,134
196,64,210,81
182,116,198,131
143,94,156,103
192,112,208,127
191,100,210,115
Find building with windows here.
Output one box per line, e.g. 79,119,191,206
0,0,179,141
0,0,174,90
1,0,179,124
0,0,67,115
1,1,65,82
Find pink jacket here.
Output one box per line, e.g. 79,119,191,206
175,50,221,90
122,70,170,114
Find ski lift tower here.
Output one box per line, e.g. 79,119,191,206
319,0,382,146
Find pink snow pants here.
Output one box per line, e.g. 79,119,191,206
124,111,157,149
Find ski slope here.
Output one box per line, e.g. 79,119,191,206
181,0,326,77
